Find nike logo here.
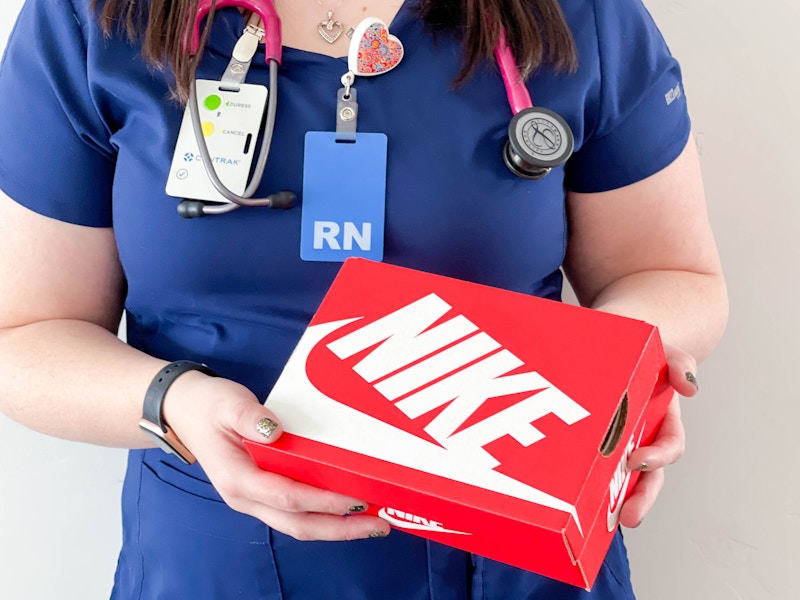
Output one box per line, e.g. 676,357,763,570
378,507,471,536
606,425,646,532
606,470,632,531
267,317,585,534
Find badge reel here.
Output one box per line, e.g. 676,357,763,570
300,18,404,263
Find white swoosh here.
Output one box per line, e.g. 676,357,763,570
267,319,584,535
378,508,472,535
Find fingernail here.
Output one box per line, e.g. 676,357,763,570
633,461,648,472
685,371,699,390
256,417,279,439
636,517,644,528
348,504,367,514
368,530,388,538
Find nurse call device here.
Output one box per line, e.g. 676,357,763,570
173,0,296,218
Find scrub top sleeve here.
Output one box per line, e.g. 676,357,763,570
0,0,115,227
564,0,692,193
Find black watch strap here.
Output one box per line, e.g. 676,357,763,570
140,360,219,464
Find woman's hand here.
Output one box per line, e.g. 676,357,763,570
162,371,391,541
619,344,698,528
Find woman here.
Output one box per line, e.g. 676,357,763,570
0,0,727,597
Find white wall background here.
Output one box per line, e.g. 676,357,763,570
1,1,798,598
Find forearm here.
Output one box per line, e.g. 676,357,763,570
0,318,166,448
587,269,728,363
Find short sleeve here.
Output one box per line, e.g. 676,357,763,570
0,0,115,227
564,0,691,193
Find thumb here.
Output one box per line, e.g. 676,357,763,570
226,395,284,444
663,343,699,398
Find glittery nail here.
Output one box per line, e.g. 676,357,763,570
348,504,367,514
256,417,279,439
634,461,648,472
368,530,388,538
685,371,699,390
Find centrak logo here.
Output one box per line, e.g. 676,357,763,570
180,152,240,167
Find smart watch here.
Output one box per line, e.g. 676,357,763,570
138,360,219,464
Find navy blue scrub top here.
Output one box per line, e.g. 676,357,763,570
0,0,690,598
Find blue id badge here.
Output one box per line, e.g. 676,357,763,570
301,131,387,262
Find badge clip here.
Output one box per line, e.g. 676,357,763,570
336,72,359,143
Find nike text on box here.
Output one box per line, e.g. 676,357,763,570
244,258,674,590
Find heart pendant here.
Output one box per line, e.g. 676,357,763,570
318,17,344,44
347,18,404,77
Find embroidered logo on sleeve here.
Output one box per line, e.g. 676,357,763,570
665,83,683,106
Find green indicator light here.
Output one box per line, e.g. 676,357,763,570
204,95,222,111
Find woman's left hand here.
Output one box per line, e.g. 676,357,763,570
619,344,699,528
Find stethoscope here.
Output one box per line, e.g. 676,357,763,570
178,0,575,218
494,28,575,180
179,0,294,218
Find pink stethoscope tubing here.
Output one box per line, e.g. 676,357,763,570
494,28,533,115
189,0,282,64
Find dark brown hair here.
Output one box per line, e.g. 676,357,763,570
93,0,577,101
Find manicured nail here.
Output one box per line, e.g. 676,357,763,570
256,417,279,439
368,530,388,538
633,461,648,472
685,371,699,390
348,504,367,514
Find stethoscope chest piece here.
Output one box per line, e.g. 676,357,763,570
504,107,574,180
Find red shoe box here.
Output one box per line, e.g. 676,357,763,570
244,258,673,589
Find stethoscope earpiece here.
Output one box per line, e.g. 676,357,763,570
504,107,574,180
177,190,297,218
177,200,209,219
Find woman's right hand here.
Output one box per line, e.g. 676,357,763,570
162,371,391,541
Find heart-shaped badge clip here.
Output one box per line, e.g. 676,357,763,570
347,18,405,77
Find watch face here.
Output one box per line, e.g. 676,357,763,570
510,108,574,168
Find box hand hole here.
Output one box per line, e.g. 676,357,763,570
599,393,628,457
